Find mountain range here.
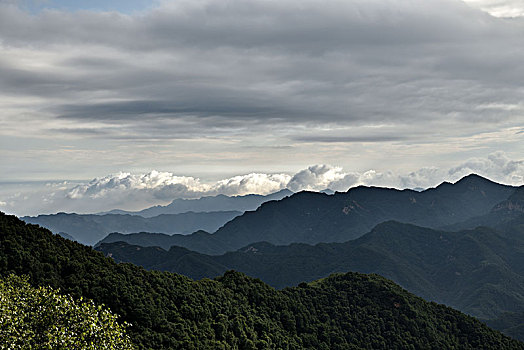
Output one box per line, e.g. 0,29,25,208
97,212,524,338
8,173,524,344
1,212,521,349
97,216,524,312
97,174,517,255
96,176,524,341
22,189,294,246
22,211,241,246
100,189,294,217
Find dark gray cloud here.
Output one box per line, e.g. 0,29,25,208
53,99,292,121
0,0,523,183
48,128,110,135
292,135,406,143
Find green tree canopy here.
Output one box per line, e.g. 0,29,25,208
0,274,134,349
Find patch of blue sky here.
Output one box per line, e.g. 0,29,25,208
13,0,159,14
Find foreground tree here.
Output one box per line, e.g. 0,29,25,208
0,274,134,349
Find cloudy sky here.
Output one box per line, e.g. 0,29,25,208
0,0,523,215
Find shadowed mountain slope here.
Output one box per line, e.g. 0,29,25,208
444,186,524,232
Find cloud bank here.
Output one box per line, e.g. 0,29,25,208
1,152,522,216
0,0,522,183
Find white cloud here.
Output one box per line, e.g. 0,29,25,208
212,173,291,196
66,170,292,201
1,151,521,217
288,165,351,191
66,171,207,199
399,167,444,189
462,0,524,18
449,151,524,183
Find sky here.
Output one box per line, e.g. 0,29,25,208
0,0,523,215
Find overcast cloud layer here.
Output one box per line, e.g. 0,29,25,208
0,152,522,216
0,0,523,210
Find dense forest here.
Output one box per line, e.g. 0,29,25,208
1,212,523,349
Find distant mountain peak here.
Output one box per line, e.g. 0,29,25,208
320,189,335,195
454,173,496,186
271,188,293,195
431,174,504,193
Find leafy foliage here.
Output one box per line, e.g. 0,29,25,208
0,212,522,349
0,274,134,349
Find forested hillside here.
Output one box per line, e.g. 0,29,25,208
98,220,524,321
1,212,521,349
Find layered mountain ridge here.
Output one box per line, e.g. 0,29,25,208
22,210,241,246
22,189,294,245
97,218,524,320
1,212,521,349
97,174,517,254
95,175,524,340
101,189,294,217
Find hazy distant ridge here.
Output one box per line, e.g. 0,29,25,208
100,189,294,217
22,211,241,246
